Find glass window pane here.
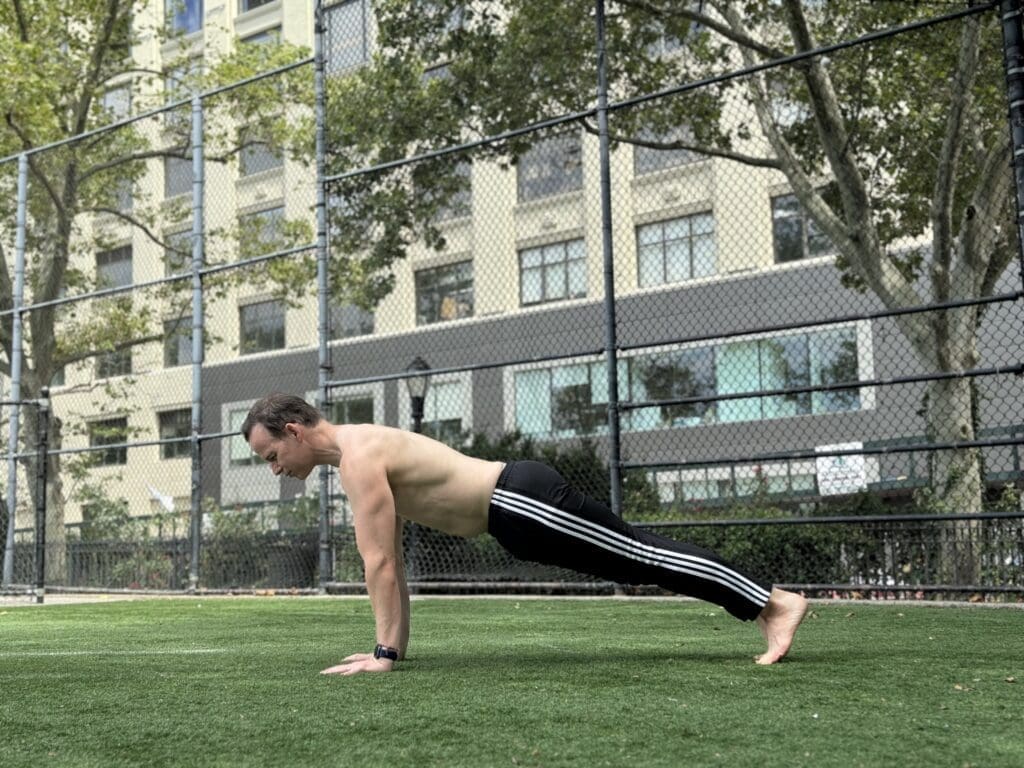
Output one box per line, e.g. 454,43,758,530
717,342,762,422
517,132,582,202
325,0,372,74
664,240,690,284
544,262,567,299
520,247,542,269
760,336,810,419
692,235,716,278
521,267,543,305
515,370,551,436
811,327,860,412
229,409,257,465
165,155,193,198
638,245,663,288
637,222,661,246
567,260,587,298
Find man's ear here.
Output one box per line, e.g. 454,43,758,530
285,422,301,440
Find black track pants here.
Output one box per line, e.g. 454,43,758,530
487,461,772,621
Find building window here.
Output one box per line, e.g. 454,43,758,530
435,160,472,221
96,245,132,289
511,326,862,438
418,379,466,443
164,230,192,276
240,0,276,13
415,261,473,325
102,86,132,121
630,347,717,430
164,318,193,367
166,0,203,36
329,302,374,340
515,361,621,438
716,328,860,423
325,0,372,74
238,206,286,258
519,239,586,306
159,409,192,459
228,409,259,466
94,247,133,378
239,300,286,354
517,132,583,202
329,396,374,425
239,139,283,176
240,26,281,46
771,193,831,263
165,154,193,199
90,417,128,466
636,212,715,288
96,349,132,379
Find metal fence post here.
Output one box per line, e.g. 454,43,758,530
594,0,624,517
314,0,334,590
189,93,206,592
1001,0,1024,291
2,153,29,588
34,390,49,604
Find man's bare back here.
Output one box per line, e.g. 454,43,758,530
334,424,503,538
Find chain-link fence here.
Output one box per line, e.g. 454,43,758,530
1,1,1022,601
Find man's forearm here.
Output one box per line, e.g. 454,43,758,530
365,557,407,652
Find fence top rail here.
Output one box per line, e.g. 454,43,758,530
0,57,314,168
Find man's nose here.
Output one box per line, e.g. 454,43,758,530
272,463,282,476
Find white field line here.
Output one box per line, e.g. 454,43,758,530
1,648,231,658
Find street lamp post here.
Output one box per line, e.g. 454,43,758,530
404,356,431,434
403,356,431,590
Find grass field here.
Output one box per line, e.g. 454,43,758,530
1,597,1022,768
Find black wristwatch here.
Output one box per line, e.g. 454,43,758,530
373,644,400,662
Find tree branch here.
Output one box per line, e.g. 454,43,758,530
77,145,188,185
930,11,983,303
963,137,1013,297
619,0,787,59
72,0,123,137
12,0,29,42
83,206,187,256
580,118,783,168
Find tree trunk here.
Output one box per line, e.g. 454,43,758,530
925,375,983,586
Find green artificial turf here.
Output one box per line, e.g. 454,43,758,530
0,597,1021,767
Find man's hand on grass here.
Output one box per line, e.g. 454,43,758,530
320,653,394,676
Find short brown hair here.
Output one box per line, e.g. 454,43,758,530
241,393,322,441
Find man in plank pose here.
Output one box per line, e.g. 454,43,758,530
241,393,808,676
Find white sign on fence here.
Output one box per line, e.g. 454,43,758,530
815,442,867,496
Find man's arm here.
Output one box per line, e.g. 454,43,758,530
321,453,406,676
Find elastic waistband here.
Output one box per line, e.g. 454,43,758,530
495,461,517,491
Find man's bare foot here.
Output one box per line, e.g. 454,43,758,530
755,588,808,665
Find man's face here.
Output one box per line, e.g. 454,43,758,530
247,422,313,480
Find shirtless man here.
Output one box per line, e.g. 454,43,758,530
241,393,808,676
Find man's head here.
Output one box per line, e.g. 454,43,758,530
242,393,323,480
241,393,322,441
